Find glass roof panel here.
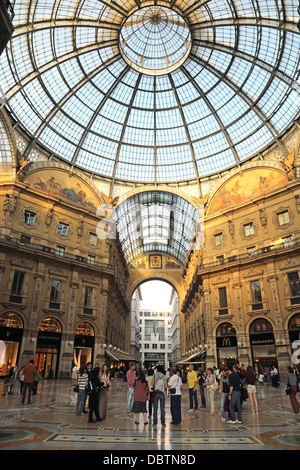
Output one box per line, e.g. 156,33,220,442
0,0,299,183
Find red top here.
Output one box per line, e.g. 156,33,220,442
134,379,149,402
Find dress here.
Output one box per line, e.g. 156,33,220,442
99,372,110,419
131,379,149,413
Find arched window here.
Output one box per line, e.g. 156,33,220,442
250,318,273,334
75,322,94,336
38,317,61,333
0,312,23,328
217,322,236,337
289,314,300,330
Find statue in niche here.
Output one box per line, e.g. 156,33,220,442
259,208,268,227
45,208,53,227
3,194,17,216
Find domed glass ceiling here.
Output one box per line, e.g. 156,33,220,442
1,0,300,184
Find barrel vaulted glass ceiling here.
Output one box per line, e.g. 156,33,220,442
1,0,300,183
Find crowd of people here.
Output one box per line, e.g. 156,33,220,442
72,362,111,423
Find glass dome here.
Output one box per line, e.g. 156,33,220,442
1,0,299,184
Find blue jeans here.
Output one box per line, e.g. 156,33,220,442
188,388,198,409
76,390,86,414
220,392,229,419
229,390,242,421
127,387,135,412
153,391,165,425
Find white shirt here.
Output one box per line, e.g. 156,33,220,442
169,374,182,395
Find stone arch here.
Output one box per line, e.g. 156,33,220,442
129,272,183,306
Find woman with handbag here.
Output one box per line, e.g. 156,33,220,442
76,366,88,416
168,369,182,425
245,366,258,414
131,370,150,425
285,366,300,413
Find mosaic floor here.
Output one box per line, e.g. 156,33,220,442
0,378,299,453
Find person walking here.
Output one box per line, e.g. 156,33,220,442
285,366,300,414
146,369,154,419
152,365,167,427
245,365,258,414
168,368,182,425
76,366,88,416
21,360,38,405
227,364,242,424
98,364,111,420
203,368,216,415
32,370,43,395
126,362,136,413
186,364,198,411
8,364,18,394
132,370,150,425
197,368,206,409
219,368,230,421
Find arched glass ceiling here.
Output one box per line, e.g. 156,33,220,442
114,191,199,264
0,0,300,184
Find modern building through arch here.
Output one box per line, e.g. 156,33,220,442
0,0,299,384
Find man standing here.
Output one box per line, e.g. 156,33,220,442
21,360,38,405
152,365,167,427
186,364,198,411
126,362,136,413
227,364,242,424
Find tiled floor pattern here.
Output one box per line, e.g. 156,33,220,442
0,379,299,451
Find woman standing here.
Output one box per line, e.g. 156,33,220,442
131,370,149,425
168,369,182,425
219,368,230,421
203,368,216,415
98,364,111,420
76,366,88,416
245,365,258,414
285,366,300,414
146,369,154,419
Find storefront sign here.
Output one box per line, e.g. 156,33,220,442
216,336,237,348
250,332,274,346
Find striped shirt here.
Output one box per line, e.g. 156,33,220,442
77,373,88,390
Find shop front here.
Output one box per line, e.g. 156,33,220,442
35,317,62,379
250,318,277,376
216,322,238,370
73,322,95,370
0,312,23,377
288,313,300,373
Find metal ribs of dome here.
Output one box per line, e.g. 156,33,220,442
1,0,300,185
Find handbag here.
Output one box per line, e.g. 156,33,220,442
286,383,293,395
85,380,94,395
73,384,79,393
210,380,219,392
169,375,180,395
241,385,248,401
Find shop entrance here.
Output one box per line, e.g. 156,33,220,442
34,349,58,379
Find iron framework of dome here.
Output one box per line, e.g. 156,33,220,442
1,0,300,184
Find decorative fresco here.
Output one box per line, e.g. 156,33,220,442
24,169,99,210
208,168,289,214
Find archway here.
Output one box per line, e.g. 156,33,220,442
130,279,180,370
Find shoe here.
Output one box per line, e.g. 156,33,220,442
144,422,148,425
236,420,242,424
219,417,226,421
88,419,96,423
227,420,236,424
187,408,193,411
193,408,198,412
135,421,139,424
162,424,166,428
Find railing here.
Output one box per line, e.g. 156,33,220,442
0,234,114,272
198,237,300,273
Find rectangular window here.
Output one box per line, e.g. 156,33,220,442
288,272,300,305
214,233,223,246
218,287,228,315
152,343,157,349
87,255,95,265
50,280,61,309
144,344,149,349
250,280,263,310
244,222,254,237
23,210,36,226
216,255,224,265
283,236,294,248
10,271,25,303
89,232,97,245
278,211,290,226
55,245,65,256
20,235,31,245
84,286,94,314
57,222,69,236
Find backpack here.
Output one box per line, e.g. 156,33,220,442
154,373,165,393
